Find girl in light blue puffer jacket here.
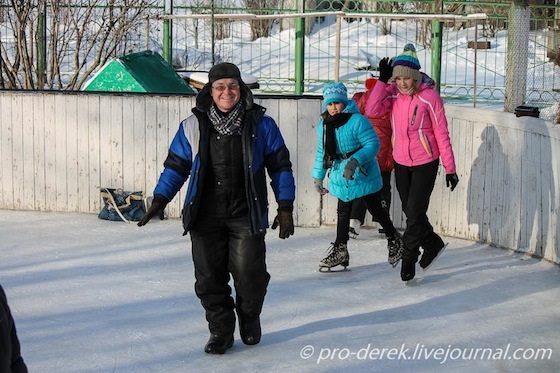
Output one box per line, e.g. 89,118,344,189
311,82,403,271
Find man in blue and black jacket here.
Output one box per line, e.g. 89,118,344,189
138,62,295,354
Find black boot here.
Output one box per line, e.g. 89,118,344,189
401,260,415,282
240,316,261,345
204,333,234,354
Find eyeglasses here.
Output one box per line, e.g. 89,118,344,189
212,83,240,92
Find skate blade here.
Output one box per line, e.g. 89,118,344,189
319,266,351,273
422,243,448,272
389,259,401,268
405,278,421,286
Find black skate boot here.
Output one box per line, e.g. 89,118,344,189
401,260,415,282
419,243,448,271
387,232,404,268
348,219,361,239
319,243,349,272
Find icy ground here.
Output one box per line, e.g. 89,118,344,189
1,210,559,373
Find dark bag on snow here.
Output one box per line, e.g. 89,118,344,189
98,188,146,223
514,105,540,118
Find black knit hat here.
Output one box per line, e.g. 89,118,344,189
195,62,253,112
208,62,243,84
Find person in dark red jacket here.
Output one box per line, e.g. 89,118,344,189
0,285,28,373
348,78,395,257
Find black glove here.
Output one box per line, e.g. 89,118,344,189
343,158,359,181
137,194,169,226
378,57,393,83
271,206,294,239
446,173,459,192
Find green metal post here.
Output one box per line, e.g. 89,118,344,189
37,2,46,89
431,0,443,93
163,0,173,65
431,20,442,93
211,0,215,65
295,17,305,94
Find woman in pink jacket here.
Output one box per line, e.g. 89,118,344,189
366,44,459,282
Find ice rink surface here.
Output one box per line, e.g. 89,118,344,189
1,210,559,373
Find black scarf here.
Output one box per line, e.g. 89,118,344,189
322,112,352,169
208,101,245,135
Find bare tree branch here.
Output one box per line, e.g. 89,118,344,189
1,0,158,90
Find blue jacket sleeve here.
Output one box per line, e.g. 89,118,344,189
153,121,192,200
311,119,327,181
262,117,295,207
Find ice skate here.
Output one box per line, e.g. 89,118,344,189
387,232,404,267
401,260,416,282
348,219,361,239
319,243,350,272
420,243,448,272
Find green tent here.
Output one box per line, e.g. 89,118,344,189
82,50,195,94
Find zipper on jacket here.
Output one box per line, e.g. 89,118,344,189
411,105,418,126
406,100,414,164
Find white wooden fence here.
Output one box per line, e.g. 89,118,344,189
1,91,558,263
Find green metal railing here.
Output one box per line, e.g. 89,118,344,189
151,1,560,106
2,1,560,107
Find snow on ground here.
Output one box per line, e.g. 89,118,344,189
1,209,559,373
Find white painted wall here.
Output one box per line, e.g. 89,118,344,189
1,91,558,263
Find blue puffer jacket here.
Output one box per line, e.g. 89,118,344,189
153,102,295,235
311,100,382,202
